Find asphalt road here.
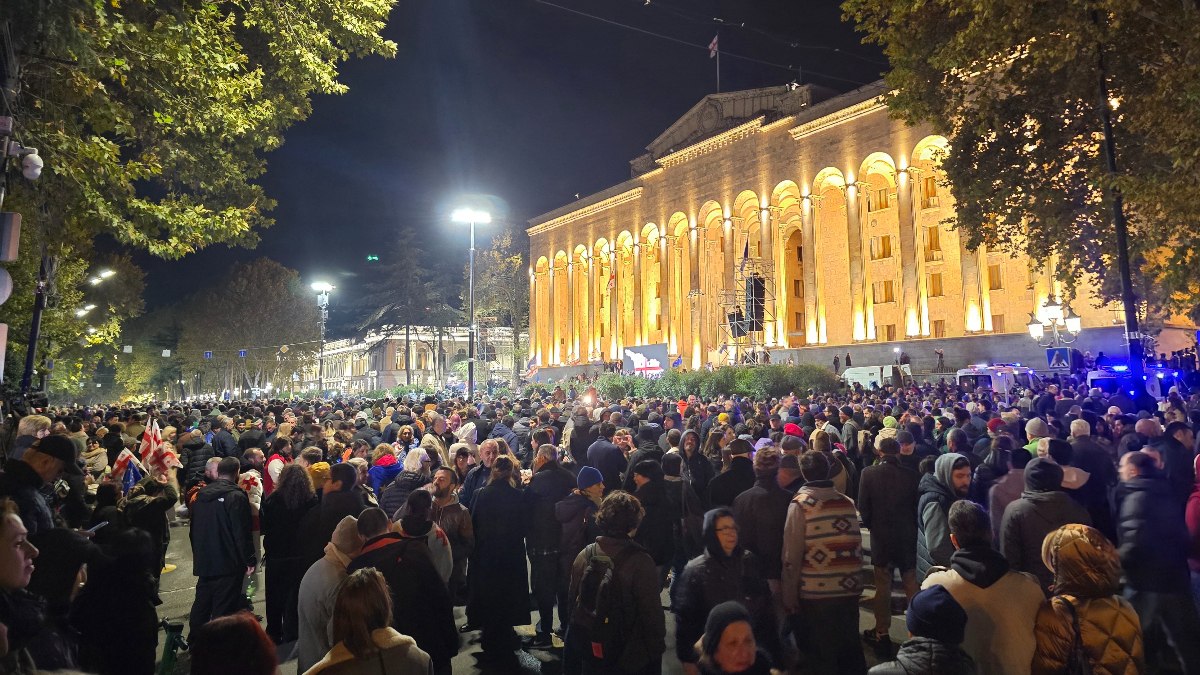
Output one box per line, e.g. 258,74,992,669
157,520,903,674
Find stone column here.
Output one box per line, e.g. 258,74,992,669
632,236,643,346
723,217,735,295
802,196,821,343
660,232,671,352
960,238,983,333
690,226,702,368
529,270,539,365
845,184,868,341
978,244,993,332
566,259,575,360
548,264,557,364
897,170,920,336
609,248,618,359
759,208,777,347
587,255,596,359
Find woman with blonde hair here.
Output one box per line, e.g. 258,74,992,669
304,568,431,674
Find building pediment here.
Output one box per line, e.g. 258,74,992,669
631,84,832,175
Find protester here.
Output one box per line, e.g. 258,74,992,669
306,567,433,675
394,489,453,584
922,501,1043,675
1033,524,1145,674
189,456,255,632
260,463,319,644
868,585,976,675
694,601,773,675
1000,457,1092,593
296,516,363,674
526,436,576,646
0,500,38,674
917,453,971,580
189,611,277,675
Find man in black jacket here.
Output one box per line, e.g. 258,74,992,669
586,422,625,494
858,437,920,653
210,415,239,458
1117,451,1200,673
299,463,366,566
189,457,255,633
707,438,755,508
525,432,575,646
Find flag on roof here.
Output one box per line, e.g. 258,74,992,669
709,34,719,58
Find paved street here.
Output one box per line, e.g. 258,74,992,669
157,519,902,674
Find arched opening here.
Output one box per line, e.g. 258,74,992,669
615,231,635,353
534,256,550,364
772,180,805,348
592,239,611,360
668,213,691,363
813,168,848,345
553,250,570,364
571,245,589,361
698,201,726,363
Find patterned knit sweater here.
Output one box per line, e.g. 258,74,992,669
781,481,863,602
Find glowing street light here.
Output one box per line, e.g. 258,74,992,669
452,207,492,398
312,282,334,395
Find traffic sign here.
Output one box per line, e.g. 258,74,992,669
238,349,247,358
203,351,213,360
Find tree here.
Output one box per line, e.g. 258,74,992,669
176,258,319,396
1,0,397,258
842,0,1200,319
351,243,464,386
469,229,528,387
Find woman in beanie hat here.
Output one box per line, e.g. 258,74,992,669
869,585,976,674
695,601,772,674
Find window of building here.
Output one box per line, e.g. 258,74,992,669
868,187,891,212
932,319,947,338
794,311,805,332
873,280,896,304
870,235,894,260
924,225,943,261
988,264,1004,290
927,272,944,297
793,279,803,298
796,245,803,262
991,314,1006,332
921,176,940,209
880,324,897,341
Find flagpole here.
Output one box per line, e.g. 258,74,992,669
716,49,721,93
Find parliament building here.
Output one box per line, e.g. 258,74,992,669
526,81,1145,374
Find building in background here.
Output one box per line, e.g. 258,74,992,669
526,81,1192,375
298,325,524,394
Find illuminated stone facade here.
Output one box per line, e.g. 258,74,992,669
527,82,1122,370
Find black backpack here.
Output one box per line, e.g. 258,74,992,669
570,542,640,665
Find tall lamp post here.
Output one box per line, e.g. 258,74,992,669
1026,296,1083,348
451,207,491,399
312,282,333,396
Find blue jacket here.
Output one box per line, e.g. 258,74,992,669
367,458,404,495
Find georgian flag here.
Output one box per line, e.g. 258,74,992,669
112,448,145,482
138,419,182,476
709,34,719,58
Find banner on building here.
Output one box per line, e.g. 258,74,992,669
622,343,669,378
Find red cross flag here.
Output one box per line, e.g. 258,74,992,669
709,34,719,58
138,418,182,476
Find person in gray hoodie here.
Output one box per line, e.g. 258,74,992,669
999,458,1091,593
917,454,972,580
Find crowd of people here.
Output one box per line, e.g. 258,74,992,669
0,372,1197,674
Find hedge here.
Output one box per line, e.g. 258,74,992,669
588,364,842,401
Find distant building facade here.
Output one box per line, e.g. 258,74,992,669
299,326,524,393
526,81,1155,372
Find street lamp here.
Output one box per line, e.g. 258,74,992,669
1026,296,1082,347
451,207,492,398
312,281,334,396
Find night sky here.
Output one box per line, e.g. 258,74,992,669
132,0,883,335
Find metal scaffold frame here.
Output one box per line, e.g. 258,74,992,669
718,257,776,365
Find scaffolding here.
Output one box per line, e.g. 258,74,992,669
718,257,776,365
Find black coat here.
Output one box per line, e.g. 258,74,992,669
569,536,665,672
211,429,238,459
731,476,792,579
467,480,530,627
868,637,977,675
858,456,919,568
555,491,599,572
568,415,597,465
259,492,318,562
634,479,679,566
347,534,459,667
237,428,266,452
707,456,755,508
189,479,255,576
622,445,665,493
380,470,429,519
527,462,576,553
298,488,366,566
587,438,627,494
179,437,215,489
1117,474,1192,593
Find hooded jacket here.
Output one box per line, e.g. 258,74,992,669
672,509,768,664
634,477,679,566
868,636,977,675
366,453,403,495
1000,459,1091,592
1033,524,1144,675
917,454,965,579
707,455,755,508
922,545,1044,675
554,490,598,569
679,430,716,507
189,479,255,577
567,414,596,465
179,435,215,489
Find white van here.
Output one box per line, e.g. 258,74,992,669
842,364,912,389
956,364,1042,396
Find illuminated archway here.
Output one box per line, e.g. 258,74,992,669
571,244,589,360
592,239,611,360
668,212,691,363
772,180,805,348
552,250,569,363
534,256,551,364
640,223,662,346
614,231,635,352
698,201,725,361
812,168,848,344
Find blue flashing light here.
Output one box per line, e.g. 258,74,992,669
1156,372,1165,379
1111,365,1129,372
1129,390,1136,395
1174,371,1180,377
1142,375,1148,381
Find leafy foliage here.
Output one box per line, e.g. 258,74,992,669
842,0,1200,319
470,229,529,386
587,365,842,401
1,0,397,257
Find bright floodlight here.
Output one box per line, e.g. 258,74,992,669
84,304,96,311
311,281,334,293
451,208,492,224
75,308,90,317
88,276,102,285
98,269,115,279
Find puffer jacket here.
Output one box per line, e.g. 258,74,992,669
1032,524,1144,675
180,436,215,489
869,636,977,675
366,453,403,495
380,470,430,518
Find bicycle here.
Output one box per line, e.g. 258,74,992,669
157,617,189,675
